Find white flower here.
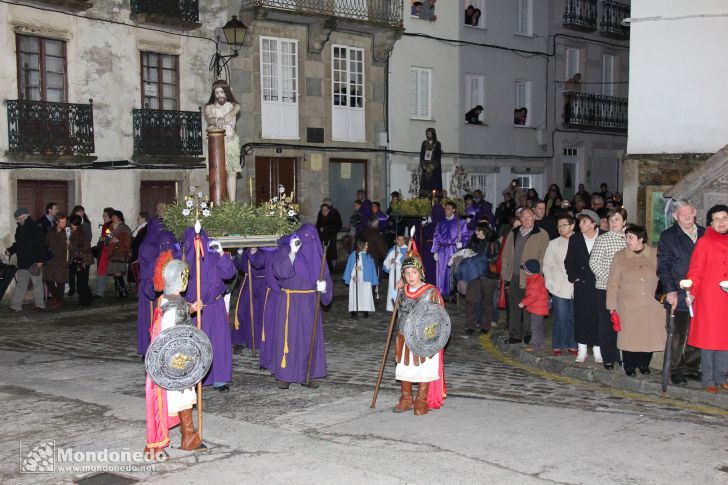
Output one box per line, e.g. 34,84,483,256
200,202,207,209
189,186,196,193
197,191,204,198
271,196,278,203
269,210,276,215
287,209,296,217
182,208,191,216
186,200,194,208
202,209,211,217
278,185,285,194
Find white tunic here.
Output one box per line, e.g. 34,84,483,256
383,246,406,312
159,297,197,414
395,351,440,383
348,254,376,312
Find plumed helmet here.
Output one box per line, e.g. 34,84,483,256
401,239,425,280
154,250,189,295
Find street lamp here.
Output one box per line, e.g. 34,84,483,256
211,15,248,78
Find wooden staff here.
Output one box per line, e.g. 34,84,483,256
371,227,415,408
304,241,329,387
248,258,256,357
194,227,204,440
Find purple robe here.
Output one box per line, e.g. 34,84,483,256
271,224,332,383
421,204,444,286
184,228,236,386
232,249,269,351
136,218,179,355
257,247,281,370
356,199,372,237
432,215,471,296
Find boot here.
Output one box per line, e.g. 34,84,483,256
178,408,206,451
575,343,588,363
392,381,413,413
413,382,429,416
114,277,122,299
117,276,129,299
593,346,603,363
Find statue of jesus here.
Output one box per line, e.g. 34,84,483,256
204,80,242,201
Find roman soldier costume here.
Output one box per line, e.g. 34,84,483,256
393,247,448,416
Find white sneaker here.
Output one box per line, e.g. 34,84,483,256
593,346,603,363
575,343,588,363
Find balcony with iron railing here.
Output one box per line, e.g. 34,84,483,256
130,0,201,29
6,99,96,161
563,0,597,31
239,0,403,29
28,0,92,11
600,0,629,38
563,91,627,131
132,108,203,164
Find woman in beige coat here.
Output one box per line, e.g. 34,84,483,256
606,225,667,377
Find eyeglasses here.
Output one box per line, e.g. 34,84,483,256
712,216,728,223
557,223,572,228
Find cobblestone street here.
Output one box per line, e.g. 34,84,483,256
2,280,728,484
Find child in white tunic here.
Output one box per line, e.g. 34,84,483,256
343,239,378,317
383,235,408,312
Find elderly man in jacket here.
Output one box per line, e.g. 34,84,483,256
5,208,47,312
501,207,549,344
657,199,704,385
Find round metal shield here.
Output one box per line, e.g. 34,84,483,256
402,301,451,357
145,326,213,391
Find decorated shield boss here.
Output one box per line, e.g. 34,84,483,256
402,301,451,357
145,326,213,391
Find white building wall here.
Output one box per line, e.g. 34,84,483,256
0,1,227,252
627,0,728,154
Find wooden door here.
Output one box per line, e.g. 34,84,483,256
17,180,68,219
254,157,297,205
140,181,177,216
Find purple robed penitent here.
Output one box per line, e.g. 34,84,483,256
422,204,444,286
271,224,332,383
184,228,236,386
136,217,180,355
257,246,281,370
232,249,273,353
432,215,471,296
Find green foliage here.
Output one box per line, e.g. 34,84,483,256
162,201,298,240
390,197,465,217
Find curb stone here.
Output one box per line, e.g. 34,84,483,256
490,329,728,412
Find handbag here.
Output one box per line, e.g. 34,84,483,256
497,279,508,310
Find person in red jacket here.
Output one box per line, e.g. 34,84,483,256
518,259,550,352
685,204,728,393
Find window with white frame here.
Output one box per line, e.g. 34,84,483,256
602,54,616,97
464,74,485,124
410,67,432,119
514,0,532,36
513,80,531,126
565,47,581,80
260,37,299,139
465,0,485,28
332,45,365,142
514,175,532,189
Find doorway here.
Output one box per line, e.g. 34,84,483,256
254,157,297,205
17,180,69,219
328,159,367,228
140,181,177,217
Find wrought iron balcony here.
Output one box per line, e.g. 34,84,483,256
600,0,629,38
563,0,597,30
6,99,95,155
132,108,203,159
563,92,627,131
130,0,200,27
239,0,403,28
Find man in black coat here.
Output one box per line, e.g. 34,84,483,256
5,208,47,312
39,202,59,233
534,199,559,240
656,199,704,385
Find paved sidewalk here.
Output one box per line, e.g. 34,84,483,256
0,298,136,324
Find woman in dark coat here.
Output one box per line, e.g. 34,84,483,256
44,213,70,310
69,214,94,306
564,210,605,363
106,211,132,299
